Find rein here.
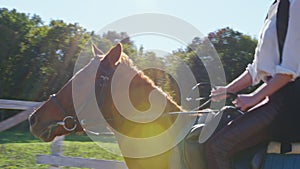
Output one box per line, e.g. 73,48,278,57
174,83,237,115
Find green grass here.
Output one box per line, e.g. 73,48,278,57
0,131,124,169
0,131,92,144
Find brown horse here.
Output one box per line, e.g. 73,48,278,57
29,43,195,169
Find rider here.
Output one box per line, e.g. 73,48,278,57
205,0,300,168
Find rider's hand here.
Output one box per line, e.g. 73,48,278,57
233,94,262,112
210,86,229,101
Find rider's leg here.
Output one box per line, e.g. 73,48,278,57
204,90,286,169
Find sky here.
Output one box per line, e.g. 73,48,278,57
1,0,274,53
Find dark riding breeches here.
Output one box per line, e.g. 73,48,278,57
204,79,300,169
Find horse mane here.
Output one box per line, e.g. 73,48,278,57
119,52,155,85
118,52,182,110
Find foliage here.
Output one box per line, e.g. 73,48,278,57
0,8,91,101
0,8,91,125
208,27,257,82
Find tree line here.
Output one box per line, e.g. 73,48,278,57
0,8,258,124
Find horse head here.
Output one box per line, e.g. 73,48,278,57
29,43,124,142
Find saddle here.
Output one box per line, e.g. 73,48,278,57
183,106,300,169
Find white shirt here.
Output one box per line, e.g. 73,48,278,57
247,0,300,85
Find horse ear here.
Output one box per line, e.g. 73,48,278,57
92,44,104,57
104,43,122,66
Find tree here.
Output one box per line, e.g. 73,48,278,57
0,8,90,125
165,28,258,103
0,8,45,99
208,27,257,82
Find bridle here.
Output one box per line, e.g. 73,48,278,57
47,59,115,135
50,94,78,131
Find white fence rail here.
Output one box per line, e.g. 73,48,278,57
37,154,127,169
36,136,127,169
0,99,42,132
0,99,41,110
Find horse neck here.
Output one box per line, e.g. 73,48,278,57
102,65,182,138
129,73,182,113
111,64,182,116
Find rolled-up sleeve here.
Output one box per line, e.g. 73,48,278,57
275,0,300,80
246,61,261,85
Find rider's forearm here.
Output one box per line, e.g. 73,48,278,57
253,73,293,101
226,70,253,93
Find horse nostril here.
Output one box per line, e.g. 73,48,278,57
29,114,38,127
